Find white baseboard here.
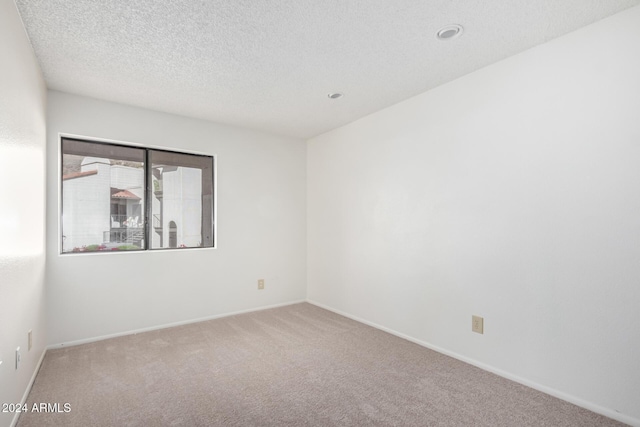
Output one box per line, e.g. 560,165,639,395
10,348,47,427
48,299,307,350
307,299,639,427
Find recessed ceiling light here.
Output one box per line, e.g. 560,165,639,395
328,93,343,99
436,24,463,40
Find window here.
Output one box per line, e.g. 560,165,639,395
61,137,214,253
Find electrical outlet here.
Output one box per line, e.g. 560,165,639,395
16,347,21,370
472,315,484,334
28,330,33,351
258,279,265,290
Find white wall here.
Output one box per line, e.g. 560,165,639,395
0,0,47,426
46,91,307,346
308,5,640,425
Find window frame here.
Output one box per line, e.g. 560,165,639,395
59,134,216,254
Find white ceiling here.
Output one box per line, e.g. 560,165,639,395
14,0,640,139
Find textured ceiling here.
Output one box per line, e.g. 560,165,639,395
14,0,640,139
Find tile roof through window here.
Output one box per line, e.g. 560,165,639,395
111,189,141,200
62,170,98,181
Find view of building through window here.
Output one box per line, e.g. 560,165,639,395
61,138,214,253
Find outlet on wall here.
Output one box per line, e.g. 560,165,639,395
472,315,484,334
28,329,32,351
16,347,21,370
258,279,265,290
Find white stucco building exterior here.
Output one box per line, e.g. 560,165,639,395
62,156,202,252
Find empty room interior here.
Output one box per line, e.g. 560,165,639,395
1,0,640,426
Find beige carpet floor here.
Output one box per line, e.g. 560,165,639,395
17,303,623,426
